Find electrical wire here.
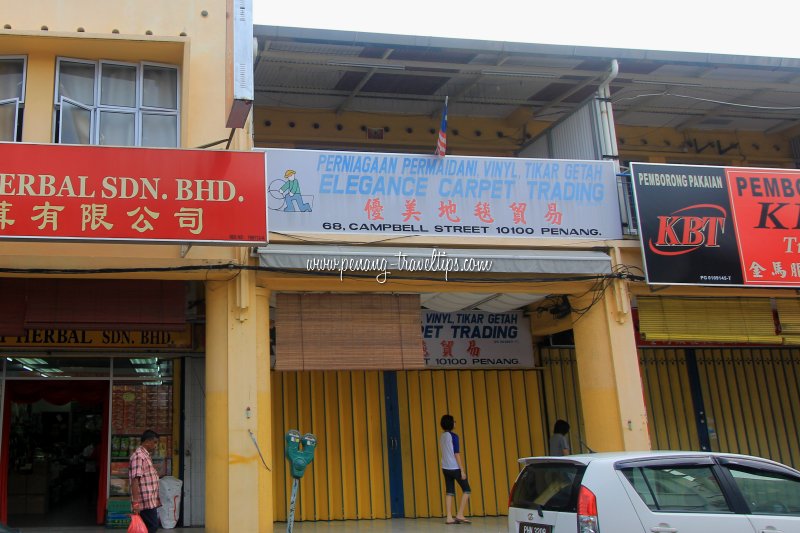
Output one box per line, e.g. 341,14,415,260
0,263,646,285
613,91,800,111
268,231,626,251
0,262,646,327
666,93,800,111
560,263,646,323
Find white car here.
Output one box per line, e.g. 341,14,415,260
507,451,800,533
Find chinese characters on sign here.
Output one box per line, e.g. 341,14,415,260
421,310,535,369
263,149,621,240
631,162,800,287
0,143,268,244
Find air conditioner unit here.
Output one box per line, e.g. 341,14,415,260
225,0,254,129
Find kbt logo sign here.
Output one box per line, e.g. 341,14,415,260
648,204,727,256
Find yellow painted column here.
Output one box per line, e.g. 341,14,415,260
569,289,650,451
256,287,274,531
205,276,274,532
22,51,56,143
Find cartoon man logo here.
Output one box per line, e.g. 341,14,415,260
280,169,312,212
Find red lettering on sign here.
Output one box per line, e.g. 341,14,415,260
649,204,727,256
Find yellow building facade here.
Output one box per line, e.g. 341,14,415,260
0,2,272,531
1,3,800,533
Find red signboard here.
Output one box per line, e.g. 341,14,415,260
727,167,800,285
0,143,267,244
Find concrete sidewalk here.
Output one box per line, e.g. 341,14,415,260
280,516,507,532
15,516,508,533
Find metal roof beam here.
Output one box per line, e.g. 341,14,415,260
335,49,394,115
765,119,800,135
254,85,577,109
611,68,718,122
674,89,763,131
256,50,800,94
504,74,602,128
428,55,513,119
258,49,589,80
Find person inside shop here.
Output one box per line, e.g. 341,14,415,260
129,430,161,533
549,419,571,456
82,432,100,508
439,414,471,525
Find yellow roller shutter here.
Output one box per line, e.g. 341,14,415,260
272,370,391,521
637,297,781,343
776,299,800,344
396,369,546,518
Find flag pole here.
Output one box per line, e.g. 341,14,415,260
435,96,448,156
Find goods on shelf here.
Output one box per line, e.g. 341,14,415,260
107,382,174,528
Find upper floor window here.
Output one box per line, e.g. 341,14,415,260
54,58,179,147
0,56,26,142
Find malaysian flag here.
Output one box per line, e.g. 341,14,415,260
435,96,448,156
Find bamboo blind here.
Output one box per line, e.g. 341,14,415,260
275,293,424,370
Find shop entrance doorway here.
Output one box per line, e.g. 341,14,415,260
0,380,109,527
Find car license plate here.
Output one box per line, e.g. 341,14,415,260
518,523,553,533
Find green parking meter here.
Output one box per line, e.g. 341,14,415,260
285,430,317,533
286,430,317,478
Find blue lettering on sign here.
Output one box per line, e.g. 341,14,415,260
318,174,429,197
309,153,609,203
481,160,519,178
449,325,518,339
526,181,605,202
426,313,454,324
439,178,515,199
421,325,443,338
317,154,399,174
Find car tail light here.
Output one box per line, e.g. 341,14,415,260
577,485,599,533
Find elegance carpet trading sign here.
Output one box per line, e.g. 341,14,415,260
263,148,622,240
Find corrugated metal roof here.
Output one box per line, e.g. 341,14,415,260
254,25,800,133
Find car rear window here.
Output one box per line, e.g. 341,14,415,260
620,465,732,513
725,465,800,516
510,462,587,513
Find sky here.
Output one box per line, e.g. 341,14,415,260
254,0,800,59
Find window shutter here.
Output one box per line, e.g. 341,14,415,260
275,293,423,370
637,297,780,343
777,299,800,344
24,279,186,330
0,279,27,336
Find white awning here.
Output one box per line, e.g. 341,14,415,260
256,245,611,275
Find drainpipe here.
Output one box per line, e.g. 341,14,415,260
597,59,620,169
597,59,633,234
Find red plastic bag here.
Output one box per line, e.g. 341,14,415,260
128,514,148,533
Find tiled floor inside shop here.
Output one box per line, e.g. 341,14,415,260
13,516,508,533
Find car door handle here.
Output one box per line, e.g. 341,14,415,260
759,530,784,533
651,527,677,533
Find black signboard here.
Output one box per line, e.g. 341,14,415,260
630,163,743,285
